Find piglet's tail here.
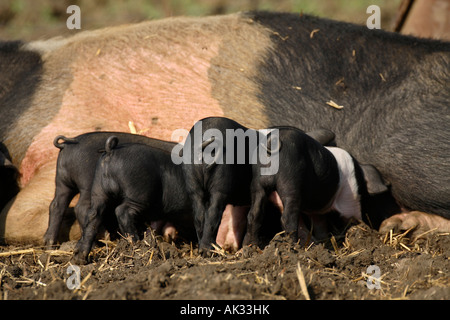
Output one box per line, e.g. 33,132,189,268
53,135,78,149
105,136,119,153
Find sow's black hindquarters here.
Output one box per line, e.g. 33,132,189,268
73,136,196,264
44,131,178,246
250,12,449,218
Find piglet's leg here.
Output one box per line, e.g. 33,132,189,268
149,220,164,234
280,196,301,245
270,191,306,241
190,192,206,244
115,202,140,242
199,192,227,256
310,214,329,241
269,191,324,245
73,189,92,232
73,196,107,264
297,214,312,245
243,189,267,248
44,182,76,246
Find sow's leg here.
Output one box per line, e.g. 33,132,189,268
379,211,450,238
0,163,80,244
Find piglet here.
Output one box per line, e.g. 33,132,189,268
244,126,391,247
44,132,178,246
73,136,195,264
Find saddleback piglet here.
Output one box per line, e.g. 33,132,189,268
244,125,391,247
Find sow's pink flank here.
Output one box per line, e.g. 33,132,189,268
19,25,225,186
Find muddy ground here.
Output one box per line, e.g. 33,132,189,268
0,222,449,301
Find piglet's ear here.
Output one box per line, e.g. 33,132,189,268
360,164,389,195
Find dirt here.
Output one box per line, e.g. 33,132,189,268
1,222,449,301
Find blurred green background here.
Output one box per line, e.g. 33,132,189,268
0,0,403,40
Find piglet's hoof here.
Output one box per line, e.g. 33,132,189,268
43,235,56,249
43,241,59,251
241,244,260,258
198,246,215,258
71,250,89,265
